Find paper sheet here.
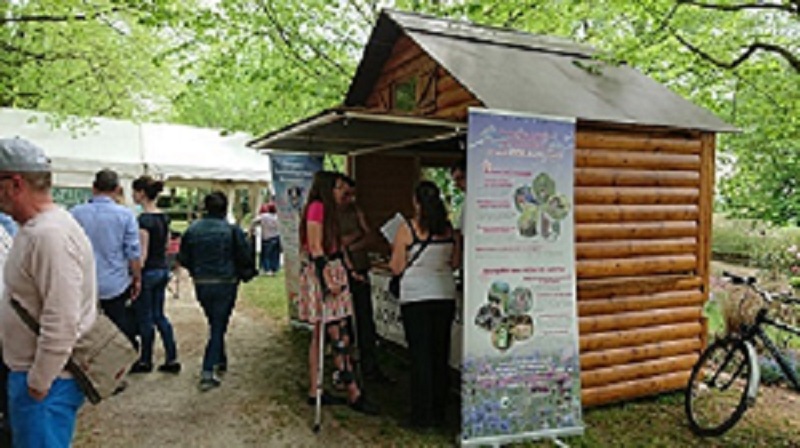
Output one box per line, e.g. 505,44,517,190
380,212,405,243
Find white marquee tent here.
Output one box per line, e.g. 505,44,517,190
0,108,271,216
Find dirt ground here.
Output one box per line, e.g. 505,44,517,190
74,274,366,448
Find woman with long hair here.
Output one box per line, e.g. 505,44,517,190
298,170,376,415
130,176,180,374
390,181,460,428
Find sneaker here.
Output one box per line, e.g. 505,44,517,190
112,380,129,396
306,391,347,406
348,395,379,416
214,363,227,375
198,375,221,392
157,362,182,374
129,362,153,374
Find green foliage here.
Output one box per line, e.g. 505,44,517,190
712,213,800,278
422,167,463,222
3,1,798,227
0,0,194,119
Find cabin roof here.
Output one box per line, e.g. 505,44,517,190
250,9,736,152
345,9,736,133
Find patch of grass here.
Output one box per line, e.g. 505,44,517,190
239,273,289,321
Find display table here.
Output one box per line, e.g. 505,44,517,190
369,269,463,368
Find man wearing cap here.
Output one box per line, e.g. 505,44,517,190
71,169,142,356
0,137,97,447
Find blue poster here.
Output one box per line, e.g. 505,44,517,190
462,109,583,445
270,153,323,322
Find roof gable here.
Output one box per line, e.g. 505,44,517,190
346,10,736,132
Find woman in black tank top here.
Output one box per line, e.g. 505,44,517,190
130,176,180,374
390,181,460,429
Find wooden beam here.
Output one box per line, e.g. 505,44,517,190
582,371,690,407
575,204,699,223
698,132,716,350
581,354,698,388
575,187,699,205
576,149,700,170
578,290,705,316
576,238,697,259
575,167,700,187
579,306,701,333
580,322,702,352
578,275,703,300
580,338,702,370
576,131,702,154
576,221,697,241
577,254,696,278
436,86,476,110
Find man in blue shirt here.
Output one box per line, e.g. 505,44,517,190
71,169,141,351
0,212,17,237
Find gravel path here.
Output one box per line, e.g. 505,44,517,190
74,274,366,448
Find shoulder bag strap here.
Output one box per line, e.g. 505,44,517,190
9,298,39,334
403,222,433,272
9,298,83,377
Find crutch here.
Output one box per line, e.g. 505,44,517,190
313,305,327,433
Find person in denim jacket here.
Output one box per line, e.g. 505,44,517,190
178,191,250,391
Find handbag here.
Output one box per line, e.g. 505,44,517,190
231,226,257,283
10,298,138,405
389,229,433,298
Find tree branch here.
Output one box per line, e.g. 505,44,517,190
674,32,800,72
0,8,122,25
257,1,326,79
676,0,799,15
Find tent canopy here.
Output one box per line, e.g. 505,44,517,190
0,108,271,188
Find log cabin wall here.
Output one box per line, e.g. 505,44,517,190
574,126,714,406
357,31,716,406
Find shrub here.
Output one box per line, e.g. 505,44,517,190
713,214,800,279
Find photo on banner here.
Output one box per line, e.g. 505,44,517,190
269,153,324,323
462,109,584,445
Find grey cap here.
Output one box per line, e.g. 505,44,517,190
0,138,51,173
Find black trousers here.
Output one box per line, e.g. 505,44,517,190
401,300,455,426
100,289,139,350
349,270,380,375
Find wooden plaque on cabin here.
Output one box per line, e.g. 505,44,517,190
416,69,437,114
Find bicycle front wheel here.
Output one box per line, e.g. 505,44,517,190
685,337,753,437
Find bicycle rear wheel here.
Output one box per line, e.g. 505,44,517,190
685,337,753,436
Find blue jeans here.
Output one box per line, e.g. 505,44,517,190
8,372,84,448
135,269,178,365
195,283,238,373
260,237,281,273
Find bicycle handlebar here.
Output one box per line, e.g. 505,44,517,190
722,271,773,303
721,271,800,306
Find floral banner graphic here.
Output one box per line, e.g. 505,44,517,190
462,109,583,445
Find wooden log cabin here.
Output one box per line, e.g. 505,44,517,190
249,10,736,407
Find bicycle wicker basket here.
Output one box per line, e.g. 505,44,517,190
719,284,762,336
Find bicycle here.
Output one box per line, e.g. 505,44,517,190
684,271,800,436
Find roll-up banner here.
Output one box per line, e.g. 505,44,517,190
269,153,324,323
461,109,584,445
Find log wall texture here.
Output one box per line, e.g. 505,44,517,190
361,32,716,407
575,126,713,407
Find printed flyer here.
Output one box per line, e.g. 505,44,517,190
461,109,583,445
270,153,323,323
